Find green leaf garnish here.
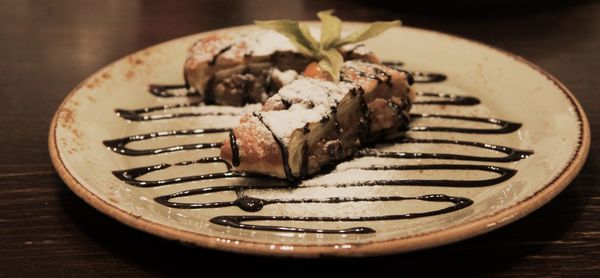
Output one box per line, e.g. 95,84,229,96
255,10,400,81
317,10,342,49
298,24,319,55
318,48,344,82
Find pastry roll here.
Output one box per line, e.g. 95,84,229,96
220,60,415,179
184,31,379,106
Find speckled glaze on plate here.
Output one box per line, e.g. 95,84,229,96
49,23,590,257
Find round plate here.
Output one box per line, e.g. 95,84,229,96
49,23,590,257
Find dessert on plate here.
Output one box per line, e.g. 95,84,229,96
185,10,412,179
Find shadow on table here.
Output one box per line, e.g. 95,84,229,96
57,162,592,276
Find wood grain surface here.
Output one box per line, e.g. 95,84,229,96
1,0,598,276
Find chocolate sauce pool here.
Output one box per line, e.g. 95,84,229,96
105,62,533,234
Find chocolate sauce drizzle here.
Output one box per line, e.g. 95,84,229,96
209,44,233,65
112,158,251,187
149,84,200,98
410,71,447,83
154,163,514,209
381,62,447,83
410,114,522,134
115,101,240,121
103,128,230,156
140,161,513,233
116,154,517,188
173,156,232,170
357,88,373,144
355,137,533,163
105,62,534,234
229,132,241,167
253,112,295,181
210,194,471,234
300,141,310,178
414,91,480,106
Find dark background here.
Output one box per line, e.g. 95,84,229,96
1,0,598,276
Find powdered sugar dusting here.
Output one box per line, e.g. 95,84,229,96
188,34,234,64
272,69,298,85
197,103,262,115
237,115,277,160
189,30,297,64
340,44,373,56
300,168,398,188
297,157,410,187
260,78,350,144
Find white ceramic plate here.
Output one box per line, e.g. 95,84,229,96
49,23,590,257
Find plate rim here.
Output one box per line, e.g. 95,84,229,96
48,24,591,257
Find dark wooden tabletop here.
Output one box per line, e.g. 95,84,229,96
1,0,598,276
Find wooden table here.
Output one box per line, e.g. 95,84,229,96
1,1,598,276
